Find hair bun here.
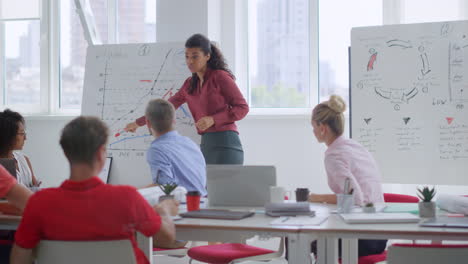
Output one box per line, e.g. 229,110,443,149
327,95,346,113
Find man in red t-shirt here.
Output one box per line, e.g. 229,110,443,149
11,116,177,264
0,165,31,211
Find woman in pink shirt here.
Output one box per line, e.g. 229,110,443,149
308,95,386,258
125,34,249,164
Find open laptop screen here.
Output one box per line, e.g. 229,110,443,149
206,165,276,207
98,157,112,184
0,159,17,178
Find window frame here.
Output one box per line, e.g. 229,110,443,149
241,0,319,114
2,0,467,116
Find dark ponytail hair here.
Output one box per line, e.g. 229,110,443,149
185,33,234,94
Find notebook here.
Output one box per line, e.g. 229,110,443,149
206,165,276,207
265,202,315,216
180,209,255,220
270,216,327,226
340,213,420,224
420,216,468,228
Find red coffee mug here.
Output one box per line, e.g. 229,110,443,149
186,191,201,211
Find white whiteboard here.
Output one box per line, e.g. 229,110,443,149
82,43,199,186
350,21,468,185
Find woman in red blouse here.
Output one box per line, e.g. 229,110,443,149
125,34,249,164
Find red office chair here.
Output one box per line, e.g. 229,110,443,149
383,193,419,203
387,243,468,263
187,237,284,264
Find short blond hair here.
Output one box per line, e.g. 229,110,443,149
311,95,346,136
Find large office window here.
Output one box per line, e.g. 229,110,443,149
0,0,41,108
118,0,156,43
402,0,464,24
2,0,467,114
248,0,311,108
60,0,108,110
59,0,156,110
318,0,382,103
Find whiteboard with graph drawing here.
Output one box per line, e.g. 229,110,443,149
82,43,199,186
350,20,468,185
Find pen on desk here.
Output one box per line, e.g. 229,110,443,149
281,217,290,223
343,178,350,194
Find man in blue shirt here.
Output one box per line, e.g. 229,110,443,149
145,99,207,196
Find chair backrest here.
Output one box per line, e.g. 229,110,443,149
36,240,137,264
383,193,419,203
387,243,468,264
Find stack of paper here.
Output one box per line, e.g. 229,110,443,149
270,216,328,226
340,213,420,224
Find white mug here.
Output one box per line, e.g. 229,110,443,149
270,186,286,203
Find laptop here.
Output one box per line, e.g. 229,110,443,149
180,209,255,220
420,216,468,228
0,159,17,178
206,165,276,207
98,157,113,183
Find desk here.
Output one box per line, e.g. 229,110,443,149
175,212,324,264
301,207,468,264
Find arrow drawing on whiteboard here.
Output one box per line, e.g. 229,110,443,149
386,39,412,49
402,87,418,102
367,52,378,71
364,118,372,125
420,53,431,76
403,117,411,125
375,87,391,99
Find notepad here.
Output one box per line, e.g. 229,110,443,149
340,213,420,224
180,209,254,220
383,204,419,214
270,216,328,226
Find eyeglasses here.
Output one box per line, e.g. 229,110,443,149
18,132,27,137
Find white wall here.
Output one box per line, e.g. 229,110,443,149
24,115,468,196
23,115,332,194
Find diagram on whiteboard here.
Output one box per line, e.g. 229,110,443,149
351,21,468,185
81,43,199,185
353,22,468,112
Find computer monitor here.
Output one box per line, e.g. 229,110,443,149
206,165,276,207
0,158,17,178
98,157,112,183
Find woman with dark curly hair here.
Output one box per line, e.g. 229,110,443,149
0,109,40,188
125,33,249,164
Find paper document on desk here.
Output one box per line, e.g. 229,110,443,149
383,204,419,214
270,216,328,226
340,213,419,224
437,194,468,215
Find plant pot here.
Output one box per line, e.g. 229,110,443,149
158,195,175,202
363,206,376,213
418,201,436,218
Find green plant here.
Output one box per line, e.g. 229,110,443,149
365,202,374,207
417,186,436,202
158,183,178,195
